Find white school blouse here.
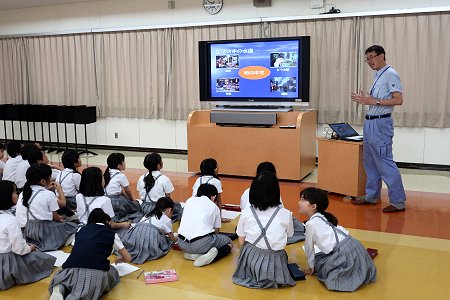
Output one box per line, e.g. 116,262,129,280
55,168,81,197
240,188,285,210
76,194,115,225
2,155,22,181
14,159,30,189
0,210,32,255
192,176,222,197
304,212,349,268
177,195,221,240
139,213,173,234
236,206,293,251
15,185,60,228
104,169,129,196
136,171,174,202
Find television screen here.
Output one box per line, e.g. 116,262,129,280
199,36,310,103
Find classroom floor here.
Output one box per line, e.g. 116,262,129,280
2,150,450,300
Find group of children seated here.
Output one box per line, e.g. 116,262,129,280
0,141,377,299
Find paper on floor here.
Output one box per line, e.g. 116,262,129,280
111,263,140,277
45,250,70,267
221,209,241,220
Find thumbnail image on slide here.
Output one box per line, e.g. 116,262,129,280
216,78,240,92
270,77,296,93
270,52,298,67
216,55,240,68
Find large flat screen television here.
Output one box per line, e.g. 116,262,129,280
199,36,310,104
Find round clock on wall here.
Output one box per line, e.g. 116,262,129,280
203,0,223,15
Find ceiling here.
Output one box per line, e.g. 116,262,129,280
0,0,94,10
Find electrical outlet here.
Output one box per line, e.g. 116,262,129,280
114,132,118,139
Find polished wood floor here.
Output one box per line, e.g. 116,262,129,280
2,162,450,299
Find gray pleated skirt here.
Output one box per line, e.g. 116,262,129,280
121,222,172,264
141,201,156,215
315,236,377,291
108,195,143,222
178,233,231,254
49,267,120,300
287,216,306,244
24,220,78,251
232,242,295,289
65,196,77,210
0,251,56,290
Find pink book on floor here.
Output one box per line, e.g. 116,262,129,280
144,269,178,284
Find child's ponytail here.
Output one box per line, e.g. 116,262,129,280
143,153,162,193
22,182,33,208
300,187,339,226
104,152,125,187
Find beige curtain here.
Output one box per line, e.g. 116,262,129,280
360,13,450,127
25,34,97,106
0,38,27,104
94,30,174,118
270,18,360,124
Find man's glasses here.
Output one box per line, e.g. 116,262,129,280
365,54,381,62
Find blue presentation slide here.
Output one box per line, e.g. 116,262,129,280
210,40,299,98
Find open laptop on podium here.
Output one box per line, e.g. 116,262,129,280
329,123,363,141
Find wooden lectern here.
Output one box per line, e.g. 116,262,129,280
317,138,366,197
187,110,317,181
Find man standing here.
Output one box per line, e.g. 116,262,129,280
351,45,406,212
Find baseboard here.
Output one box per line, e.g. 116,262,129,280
396,162,450,171
2,139,187,155
85,143,187,155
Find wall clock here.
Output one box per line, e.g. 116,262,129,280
203,0,223,15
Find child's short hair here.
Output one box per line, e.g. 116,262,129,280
79,167,105,197
20,143,40,161
200,158,218,176
6,142,22,158
61,149,80,172
0,180,16,210
249,171,281,211
0,143,5,150
196,183,218,199
87,208,111,225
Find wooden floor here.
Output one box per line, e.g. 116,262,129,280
2,165,450,299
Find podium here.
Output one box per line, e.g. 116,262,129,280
187,110,317,181
317,138,366,197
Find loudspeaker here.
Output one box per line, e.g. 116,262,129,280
253,0,271,7
210,111,277,126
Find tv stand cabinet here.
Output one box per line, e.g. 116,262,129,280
187,110,317,180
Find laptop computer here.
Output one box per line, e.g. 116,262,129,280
328,123,363,141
